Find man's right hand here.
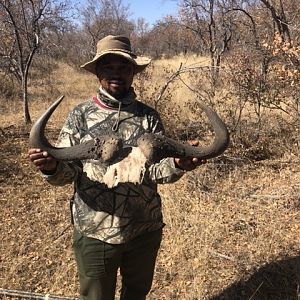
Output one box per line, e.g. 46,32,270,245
28,148,58,174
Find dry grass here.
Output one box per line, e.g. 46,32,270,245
0,57,299,300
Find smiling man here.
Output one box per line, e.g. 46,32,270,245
96,54,134,98
28,35,203,300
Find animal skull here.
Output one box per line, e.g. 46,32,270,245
29,96,230,164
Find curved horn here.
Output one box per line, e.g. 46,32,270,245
137,100,230,163
29,96,123,162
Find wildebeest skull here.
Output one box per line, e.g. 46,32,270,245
29,96,230,165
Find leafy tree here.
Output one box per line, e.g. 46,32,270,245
178,0,239,86
80,0,134,51
0,0,70,123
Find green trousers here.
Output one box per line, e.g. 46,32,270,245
73,229,162,300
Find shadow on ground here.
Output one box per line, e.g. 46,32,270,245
211,255,300,300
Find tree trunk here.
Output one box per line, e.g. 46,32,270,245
22,76,31,124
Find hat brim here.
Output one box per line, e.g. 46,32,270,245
80,50,151,75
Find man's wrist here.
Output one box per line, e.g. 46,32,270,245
174,158,185,171
40,162,58,175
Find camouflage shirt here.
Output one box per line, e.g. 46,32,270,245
44,94,185,244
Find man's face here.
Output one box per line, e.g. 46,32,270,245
96,54,135,99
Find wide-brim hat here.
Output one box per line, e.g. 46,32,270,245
81,35,151,75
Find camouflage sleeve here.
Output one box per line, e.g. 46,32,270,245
148,157,185,184
43,160,81,186
145,109,185,184
42,107,84,186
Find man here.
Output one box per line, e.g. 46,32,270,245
28,35,202,300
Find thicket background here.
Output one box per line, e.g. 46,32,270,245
0,0,299,299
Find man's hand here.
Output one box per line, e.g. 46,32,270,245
28,148,58,174
174,140,206,171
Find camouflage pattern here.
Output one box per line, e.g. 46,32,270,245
44,95,184,244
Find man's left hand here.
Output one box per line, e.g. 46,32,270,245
174,140,206,171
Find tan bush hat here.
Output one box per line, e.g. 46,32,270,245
81,35,151,75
